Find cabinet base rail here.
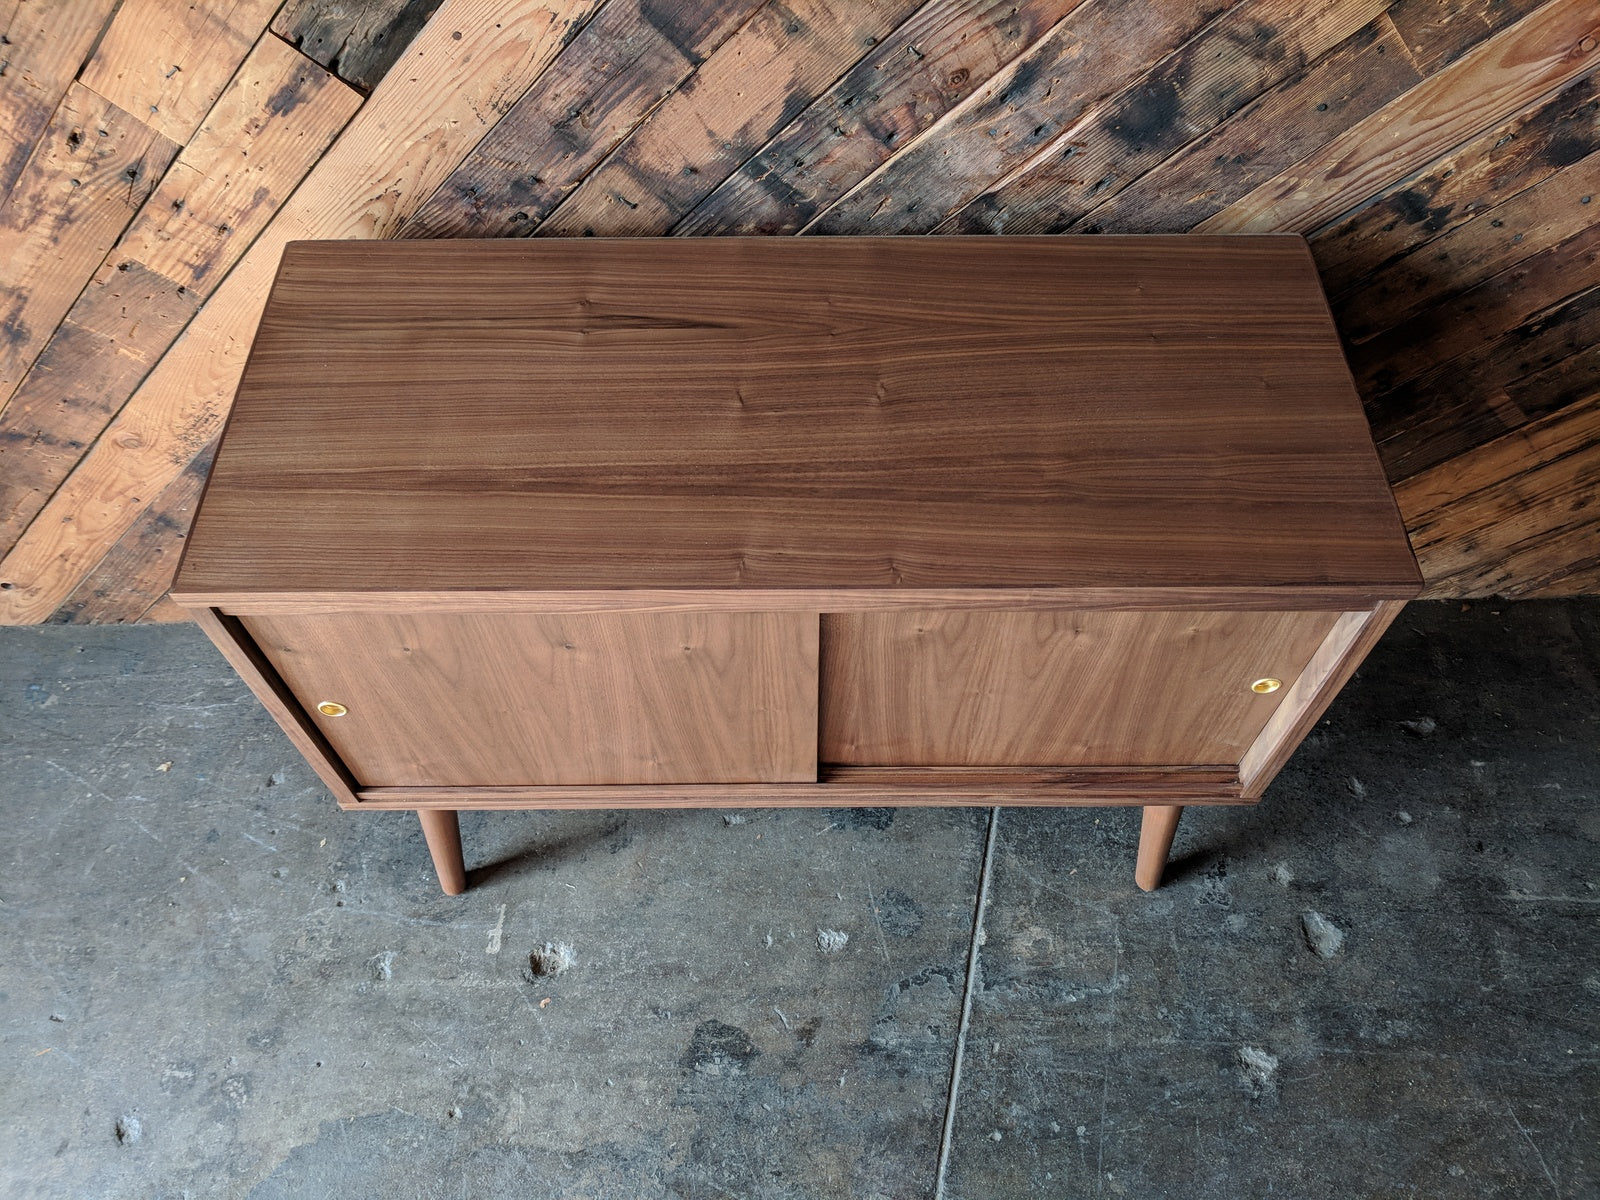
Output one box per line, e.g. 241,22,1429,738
353,765,1248,810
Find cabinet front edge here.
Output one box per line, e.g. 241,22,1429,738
172,585,1420,616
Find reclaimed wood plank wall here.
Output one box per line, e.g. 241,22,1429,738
0,0,1596,623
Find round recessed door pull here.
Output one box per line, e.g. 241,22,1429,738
1250,678,1282,695
317,701,349,717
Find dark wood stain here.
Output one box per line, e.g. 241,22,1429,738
171,236,1421,604
271,0,447,94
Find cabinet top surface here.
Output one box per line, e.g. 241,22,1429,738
174,237,1421,608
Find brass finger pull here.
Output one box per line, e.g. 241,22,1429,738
1250,678,1282,695
317,701,349,717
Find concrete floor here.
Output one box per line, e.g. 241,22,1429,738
1,600,1596,1198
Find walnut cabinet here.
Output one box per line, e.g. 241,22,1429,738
173,237,1421,894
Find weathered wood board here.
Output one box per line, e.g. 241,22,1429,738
939,0,1393,236
272,0,448,94
400,0,768,237
0,0,122,197
1197,0,1600,233
77,0,286,144
0,37,361,559
1397,394,1600,597
539,0,931,238
0,84,178,412
672,0,1079,238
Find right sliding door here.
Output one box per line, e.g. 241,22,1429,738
820,610,1341,767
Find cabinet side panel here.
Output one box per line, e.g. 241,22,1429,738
1238,600,1407,797
820,609,1340,766
187,607,361,806
239,611,819,786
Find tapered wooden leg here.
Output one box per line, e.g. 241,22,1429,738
1135,805,1183,891
418,809,467,895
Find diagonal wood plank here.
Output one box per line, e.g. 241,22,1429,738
1348,221,1600,400
1312,73,1599,299
0,0,121,198
106,33,364,299
804,0,1238,234
673,0,1082,238
1332,144,1600,344
1372,289,1600,479
938,0,1391,236
1503,342,1600,426
1197,0,1600,233
0,263,200,555
77,0,286,145
0,0,601,624
0,34,362,557
1484,522,1600,596
537,0,927,237
51,441,215,624
273,0,448,94
399,0,769,238
1385,0,1548,75
1396,392,1600,596
1396,389,1599,514
1055,14,1423,234
0,83,178,413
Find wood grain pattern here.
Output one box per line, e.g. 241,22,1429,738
1348,219,1600,402
1237,601,1405,793
1385,0,1549,75
1332,144,1600,344
239,611,820,786
537,0,928,238
168,237,1420,606
1523,563,1600,598
1073,15,1424,234
77,0,285,144
399,0,766,237
272,0,447,94
0,262,200,556
50,442,215,624
1503,339,1600,424
1467,519,1600,598
1312,74,1599,300
0,0,600,624
820,609,1340,766
350,767,1252,810
1370,286,1600,480
0,41,359,561
107,33,363,298
1198,0,1600,233
671,0,1079,237
1396,394,1600,597
808,0,1231,234
940,0,1390,235
0,0,121,197
0,83,178,412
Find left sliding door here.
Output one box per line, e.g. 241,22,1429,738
239,611,819,787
